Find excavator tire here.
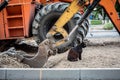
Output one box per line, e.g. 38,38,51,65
32,2,89,53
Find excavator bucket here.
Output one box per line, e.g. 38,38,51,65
4,39,57,68
16,39,57,68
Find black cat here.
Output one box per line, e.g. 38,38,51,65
67,42,86,61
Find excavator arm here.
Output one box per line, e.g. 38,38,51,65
47,0,120,49
44,0,120,65
22,0,101,67
99,0,120,34
46,0,101,48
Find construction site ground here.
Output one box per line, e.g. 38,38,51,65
0,36,120,68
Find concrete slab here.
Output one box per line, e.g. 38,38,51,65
6,69,40,80
81,69,120,80
0,69,6,80
1,69,120,80
42,69,80,80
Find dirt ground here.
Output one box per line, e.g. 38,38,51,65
0,54,30,68
0,37,120,68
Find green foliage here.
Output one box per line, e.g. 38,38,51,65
91,20,102,25
103,23,114,30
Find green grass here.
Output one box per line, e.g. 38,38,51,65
91,20,102,25
103,23,114,30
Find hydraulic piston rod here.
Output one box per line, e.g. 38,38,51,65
56,0,101,49
68,0,101,41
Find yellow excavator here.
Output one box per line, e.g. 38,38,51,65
33,0,120,67
1,0,120,68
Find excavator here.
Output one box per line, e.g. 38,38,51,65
0,0,120,67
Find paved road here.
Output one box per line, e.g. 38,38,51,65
87,30,119,38
87,24,120,38
0,69,120,80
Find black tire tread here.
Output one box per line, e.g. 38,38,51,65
32,2,89,53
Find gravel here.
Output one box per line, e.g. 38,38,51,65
0,37,120,68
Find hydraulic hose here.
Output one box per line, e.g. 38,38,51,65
56,0,101,50
0,0,9,11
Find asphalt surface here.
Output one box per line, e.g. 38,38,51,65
87,30,119,38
